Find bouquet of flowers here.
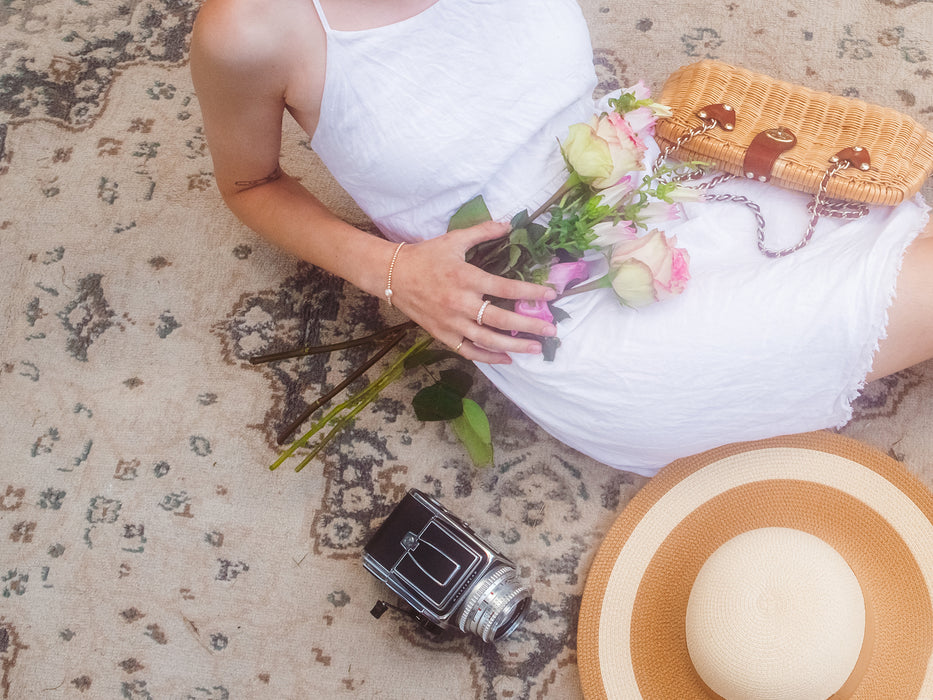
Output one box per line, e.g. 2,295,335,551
455,83,696,359
263,84,697,470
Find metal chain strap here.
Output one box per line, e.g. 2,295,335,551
691,172,739,190
807,162,871,220
660,130,870,257
654,121,719,172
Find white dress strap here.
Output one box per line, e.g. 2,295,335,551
310,0,332,33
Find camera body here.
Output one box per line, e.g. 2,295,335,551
363,489,531,643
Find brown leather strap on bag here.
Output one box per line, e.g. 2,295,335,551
743,128,797,183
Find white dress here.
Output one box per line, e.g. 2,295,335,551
309,0,929,476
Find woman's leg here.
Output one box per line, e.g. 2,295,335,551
867,216,933,381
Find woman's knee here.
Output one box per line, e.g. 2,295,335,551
868,227,933,381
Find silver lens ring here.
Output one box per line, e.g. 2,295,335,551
457,565,532,642
485,577,531,642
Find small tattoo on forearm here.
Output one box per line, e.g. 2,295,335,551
235,166,282,191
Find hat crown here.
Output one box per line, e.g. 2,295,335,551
685,527,866,700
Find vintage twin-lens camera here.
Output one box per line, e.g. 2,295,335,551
363,489,532,643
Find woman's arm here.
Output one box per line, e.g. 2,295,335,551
189,0,558,363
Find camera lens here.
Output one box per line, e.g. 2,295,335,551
457,565,532,642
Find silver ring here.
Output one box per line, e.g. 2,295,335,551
454,339,465,353
476,300,491,326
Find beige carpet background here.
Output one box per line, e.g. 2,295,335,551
1,1,931,698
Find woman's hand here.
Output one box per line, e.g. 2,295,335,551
390,221,559,364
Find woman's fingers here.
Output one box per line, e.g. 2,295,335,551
388,222,567,363
481,271,556,303
472,301,558,338
447,297,557,362
453,334,543,364
454,338,512,364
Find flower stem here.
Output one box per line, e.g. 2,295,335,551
269,335,435,471
527,176,580,223
293,356,409,472
275,327,410,445
557,274,612,298
250,321,417,364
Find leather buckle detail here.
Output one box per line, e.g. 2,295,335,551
744,127,797,182
696,103,736,131
831,146,871,171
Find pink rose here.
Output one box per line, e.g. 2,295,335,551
561,122,613,182
561,113,647,189
546,260,590,294
589,112,647,189
608,230,690,308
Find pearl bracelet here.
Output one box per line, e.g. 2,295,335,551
384,241,406,307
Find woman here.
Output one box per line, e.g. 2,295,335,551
190,0,932,475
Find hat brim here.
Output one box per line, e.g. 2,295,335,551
577,432,933,699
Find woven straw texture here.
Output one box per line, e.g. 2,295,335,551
657,59,933,205
576,432,933,699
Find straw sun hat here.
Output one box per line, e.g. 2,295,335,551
577,432,933,699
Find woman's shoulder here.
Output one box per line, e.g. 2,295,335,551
192,0,323,72
191,0,326,124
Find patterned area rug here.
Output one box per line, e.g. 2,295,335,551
1,1,931,698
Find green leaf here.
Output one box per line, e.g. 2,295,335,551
530,266,550,285
563,244,585,259
448,195,492,232
509,227,530,247
450,398,494,466
510,209,531,229
608,92,655,114
412,383,464,421
439,368,473,398
508,244,522,270
527,222,548,244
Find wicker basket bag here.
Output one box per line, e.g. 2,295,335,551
655,59,933,207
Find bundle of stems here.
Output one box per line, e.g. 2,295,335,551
250,321,430,471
